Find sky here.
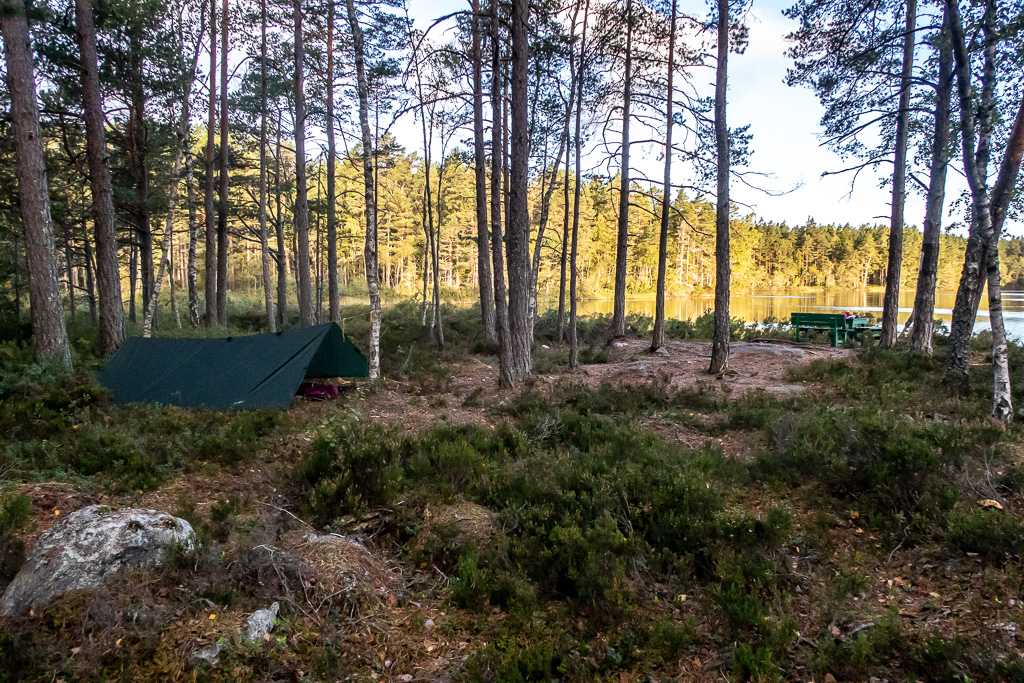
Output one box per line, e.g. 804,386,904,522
399,0,996,234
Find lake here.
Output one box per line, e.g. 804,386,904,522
555,288,1024,339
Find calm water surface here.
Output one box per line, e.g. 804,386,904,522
557,288,1024,339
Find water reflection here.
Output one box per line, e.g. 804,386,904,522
552,288,1024,339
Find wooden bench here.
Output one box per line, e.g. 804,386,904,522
791,313,878,347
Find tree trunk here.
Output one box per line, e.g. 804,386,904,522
186,148,200,327
346,0,381,376
431,151,444,347
74,0,124,354
708,0,731,375
325,7,339,323
82,225,97,323
64,229,76,323
556,122,571,343
530,58,574,340
611,0,633,338
204,0,217,325
144,31,202,337
556,16,579,346
472,0,496,343
129,241,137,322
258,0,276,332
490,2,514,387
127,45,152,328
569,0,590,368
275,115,288,327
944,0,1010,418
651,0,677,352
507,0,532,381
943,0,991,389
909,14,951,356
216,0,229,325
168,216,180,329
294,0,313,327
1,0,71,367
880,0,916,348
411,37,441,344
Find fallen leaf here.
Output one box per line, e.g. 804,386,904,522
209,613,216,620
978,499,1004,511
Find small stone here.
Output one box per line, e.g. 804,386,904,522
243,601,280,641
189,642,221,668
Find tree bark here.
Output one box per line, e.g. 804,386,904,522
472,0,496,344
556,16,579,346
556,118,571,343
74,0,124,354
186,147,200,327
346,0,381,376
708,0,731,375
294,0,313,327
569,0,590,369
909,14,951,356
64,229,76,323
880,0,916,348
326,4,339,323
1,0,72,367
204,0,217,324
82,224,97,323
507,0,532,381
611,0,633,338
275,114,288,327
944,0,1010,419
490,2,514,387
216,0,229,325
127,35,152,327
651,0,677,353
259,0,276,332
944,0,991,389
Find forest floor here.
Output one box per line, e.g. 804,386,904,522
2,312,1024,682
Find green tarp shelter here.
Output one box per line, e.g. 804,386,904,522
97,323,369,410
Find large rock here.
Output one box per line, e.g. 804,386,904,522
0,505,195,615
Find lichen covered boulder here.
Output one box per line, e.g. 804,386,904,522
0,505,195,615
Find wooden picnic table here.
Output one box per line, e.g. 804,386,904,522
790,312,880,347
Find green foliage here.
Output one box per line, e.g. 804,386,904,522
300,418,403,521
754,405,959,523
646,617,695,664
0,491,30,535
0,491,29,584
946,508,1024,558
